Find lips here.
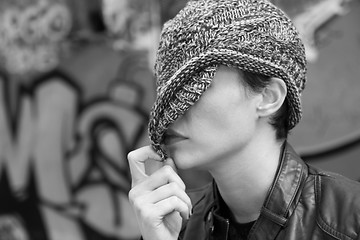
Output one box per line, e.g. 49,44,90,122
163,129,188,146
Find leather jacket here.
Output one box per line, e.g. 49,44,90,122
179,143,360,240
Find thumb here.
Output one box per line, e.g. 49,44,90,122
128,146,162,187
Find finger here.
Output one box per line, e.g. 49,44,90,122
146,182,192,212
128,146,162,186
164,158,177,173
155,196,190,220
136,165,186,192
129,165,186,203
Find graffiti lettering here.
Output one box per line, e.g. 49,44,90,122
0,70,148,239
0,2,71,74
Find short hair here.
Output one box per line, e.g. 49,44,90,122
241,71,289,140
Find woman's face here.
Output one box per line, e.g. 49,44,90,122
163,66,262,170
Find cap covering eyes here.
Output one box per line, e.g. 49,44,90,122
148,0,307,160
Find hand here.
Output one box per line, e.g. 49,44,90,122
128,146,192,240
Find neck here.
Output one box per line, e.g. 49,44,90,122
208,133,284,223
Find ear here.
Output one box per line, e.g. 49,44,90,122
257,77,287,117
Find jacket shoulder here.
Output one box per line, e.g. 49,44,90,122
311,167,360,239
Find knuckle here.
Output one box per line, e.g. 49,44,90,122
128,189,144,209
169,196,180,205
168,182,181,191
137,205,155,222
127,150,136,162
132,197,143,210
179,181,186,191
162,165,174,176
168,181,177,188
128,189,136,203
173,180,186,191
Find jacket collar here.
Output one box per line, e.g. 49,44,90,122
203,142,308,239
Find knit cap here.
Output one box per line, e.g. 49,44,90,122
149,0,307,160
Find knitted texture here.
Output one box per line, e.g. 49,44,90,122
149,0,307,159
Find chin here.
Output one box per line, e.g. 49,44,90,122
172,151,212,171
169,151,197,170
172,157,194,170
166,143,216,170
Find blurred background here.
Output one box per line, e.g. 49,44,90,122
0,0,359,239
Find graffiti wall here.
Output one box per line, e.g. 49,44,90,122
0,0,359,239
0,0,168,239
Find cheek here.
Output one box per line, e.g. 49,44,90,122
194,104,255,139
192,105,257,154
190,102,231,132
167,141,204,169
169,114,256,170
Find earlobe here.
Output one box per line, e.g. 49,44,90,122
257,77,287,117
